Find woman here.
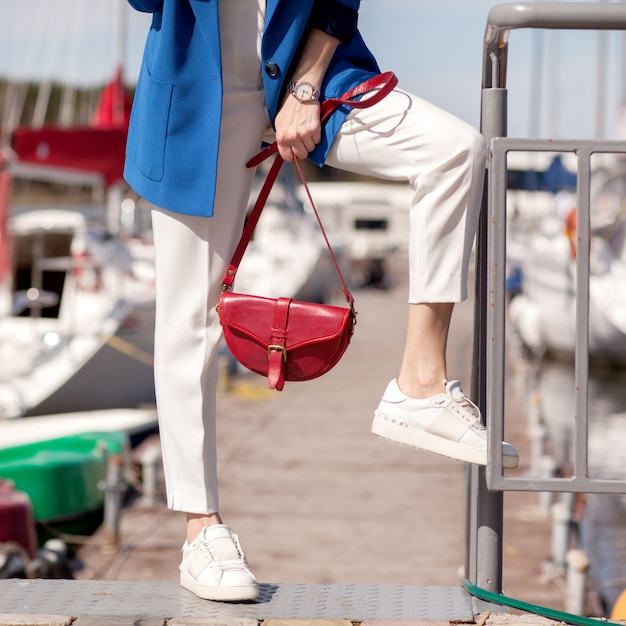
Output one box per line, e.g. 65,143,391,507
125,0,519,603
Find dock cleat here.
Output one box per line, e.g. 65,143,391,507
372,378,520,469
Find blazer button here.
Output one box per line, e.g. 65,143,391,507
265,62,280,78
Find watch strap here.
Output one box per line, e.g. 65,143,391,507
287,81,321,102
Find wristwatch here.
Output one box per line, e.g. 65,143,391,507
286,81,321,103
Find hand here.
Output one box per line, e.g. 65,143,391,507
274,94,322,162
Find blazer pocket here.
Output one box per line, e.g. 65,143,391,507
127,65,173,182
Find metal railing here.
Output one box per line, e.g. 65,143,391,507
468,2,626,595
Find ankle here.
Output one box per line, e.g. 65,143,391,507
186,512,222,543
397,376,446,400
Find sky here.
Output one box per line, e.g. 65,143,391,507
1,0,625,140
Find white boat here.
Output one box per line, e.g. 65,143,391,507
507,159,626,367
0,407,158,450
0,201,155,419
0,68,156,420
299,180,411,287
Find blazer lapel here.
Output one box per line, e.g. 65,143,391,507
188,0,221,70
264,0,279,28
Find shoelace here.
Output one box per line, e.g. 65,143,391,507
443,379,483,428
453,397,485,430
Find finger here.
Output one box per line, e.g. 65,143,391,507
301,135,317,153
277,144,295,162
292,142,310,160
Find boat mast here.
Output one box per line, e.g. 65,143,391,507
107,0,128,237
595,0,608,139
528,0,544,138
113,0,127,126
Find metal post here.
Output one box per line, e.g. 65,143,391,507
468,82,507,592
566,549,590,615
102,454,125,546
550,497,573,569
139,442,163,507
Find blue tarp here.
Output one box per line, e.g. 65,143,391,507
507,155,577,193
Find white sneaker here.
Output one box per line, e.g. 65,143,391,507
179,524,259,602
372,379,520,469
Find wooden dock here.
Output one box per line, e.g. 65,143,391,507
0,262,568,624
74,263,562,604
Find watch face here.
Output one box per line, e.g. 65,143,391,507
295,83,314,100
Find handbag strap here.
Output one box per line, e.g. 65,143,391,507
221,71,399,307
246,71,398,168
267,297,291,391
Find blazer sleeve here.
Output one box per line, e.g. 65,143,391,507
310,0,360,42
127,0,162,13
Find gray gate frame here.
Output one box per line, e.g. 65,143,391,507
468,2,626,593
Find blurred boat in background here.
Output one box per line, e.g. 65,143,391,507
0,431,128,542
0,68,156,419
300,181,411,288
506,152,626,367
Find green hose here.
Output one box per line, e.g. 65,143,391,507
462,579,620,626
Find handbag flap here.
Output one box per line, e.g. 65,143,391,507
217,292,353,351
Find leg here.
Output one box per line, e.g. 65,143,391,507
325,87,518,467
151,98,266,602
151,207,227,517
186,513,222,543
399,302,453,399
151,0,269,600
326,87,485,395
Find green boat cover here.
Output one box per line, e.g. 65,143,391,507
0,431,128,522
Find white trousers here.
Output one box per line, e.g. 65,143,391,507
151,0,487,513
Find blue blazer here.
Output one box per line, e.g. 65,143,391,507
124,0,380,217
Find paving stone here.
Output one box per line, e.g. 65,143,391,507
73,616,165,626
361,622,450,626
0,616,72,626
261,620,352,626
486,616,565,626
167,617,259,626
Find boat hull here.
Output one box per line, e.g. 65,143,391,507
24,299,155,417
508,230,626,367
0,432,128,543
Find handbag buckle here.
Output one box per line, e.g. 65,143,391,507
268,344,287,362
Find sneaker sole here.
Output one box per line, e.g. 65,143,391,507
372,412,519,469
180,570,260,602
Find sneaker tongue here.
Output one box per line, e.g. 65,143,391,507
445,379,465,399
201,526,242,561
211,536,241,562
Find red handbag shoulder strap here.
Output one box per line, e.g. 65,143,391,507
246,71,398,168
221,153,356,305
221,71,399,306
320,70,398,123
292,156,352,304
220,153,286,289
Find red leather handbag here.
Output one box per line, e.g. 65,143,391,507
217,72,398,391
